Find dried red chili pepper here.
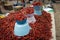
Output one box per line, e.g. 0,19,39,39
32,1,42,6
20,7,34,15
0,11,52,40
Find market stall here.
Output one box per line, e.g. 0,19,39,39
0,1,56,40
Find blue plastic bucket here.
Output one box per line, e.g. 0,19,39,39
34,6,42,15
14,19,31,36
16,19,27,25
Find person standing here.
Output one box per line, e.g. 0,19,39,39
21,0,25,6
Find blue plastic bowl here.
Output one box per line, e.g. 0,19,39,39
16,19,27,25
34,6,40,10
34,6,42,15
14,20,31,36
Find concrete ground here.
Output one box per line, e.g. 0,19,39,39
53,3,60,40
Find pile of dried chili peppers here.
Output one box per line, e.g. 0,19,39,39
20,7,34,15
32,1,42,6
0,9,52,40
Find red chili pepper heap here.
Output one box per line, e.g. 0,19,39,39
0,10,52,40
32,1,42,6
15,11,26,21
20,7,34,15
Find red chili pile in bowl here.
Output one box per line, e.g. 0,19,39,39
32,1,42,6
15,11,26,21
0,11,52,40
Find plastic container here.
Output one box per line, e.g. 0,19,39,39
26,14,36,23
0,13,10,18
4,4,13,10
0,15,5,18
34,6,42,15
14,19,31,36
13,6,23,11
30,1,33,4
16,19,27,25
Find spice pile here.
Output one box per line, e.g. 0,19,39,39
0,10,52,40
20,7,34,15
32,1,42,6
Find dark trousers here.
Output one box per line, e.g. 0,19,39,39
42,0,56,3
51,0,56,3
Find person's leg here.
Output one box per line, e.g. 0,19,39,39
0,8,3,14
51,0,56,3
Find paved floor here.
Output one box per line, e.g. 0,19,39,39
53,3,60,40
